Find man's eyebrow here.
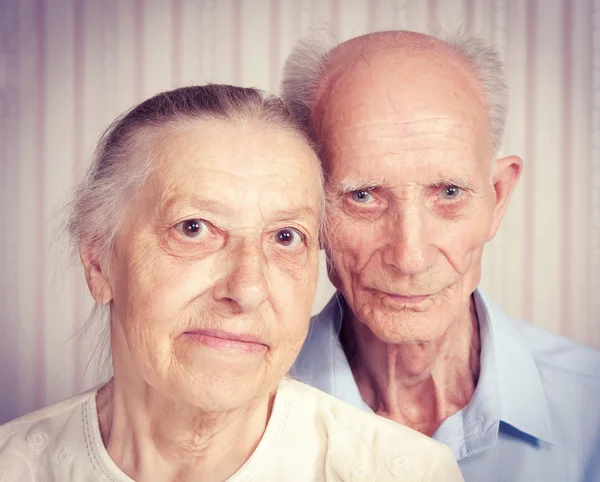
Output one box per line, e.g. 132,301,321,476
429,177,480,192
334,177,481,195
336,179,384,195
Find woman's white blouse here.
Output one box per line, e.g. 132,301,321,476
0,378,463,481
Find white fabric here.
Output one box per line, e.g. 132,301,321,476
0,378,462,481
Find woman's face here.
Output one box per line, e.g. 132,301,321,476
101,119,321,410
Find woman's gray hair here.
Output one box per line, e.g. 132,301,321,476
68,84,325,380
69,84,325,269
280,30,508,157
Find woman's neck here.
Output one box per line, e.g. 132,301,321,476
96,375,273,482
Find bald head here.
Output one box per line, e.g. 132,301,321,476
279,31,522,346
281,30,507,159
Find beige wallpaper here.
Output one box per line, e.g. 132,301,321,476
0,0,598,423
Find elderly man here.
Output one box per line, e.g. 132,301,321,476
281,31,600,481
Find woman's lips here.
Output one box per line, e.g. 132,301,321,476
184,329,268,354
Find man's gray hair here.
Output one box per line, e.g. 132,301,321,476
280,30,508,156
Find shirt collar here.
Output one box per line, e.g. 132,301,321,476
475,290,554,445
318,289,554,452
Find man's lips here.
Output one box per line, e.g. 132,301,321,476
183,329,268,353
368,287,440,303
384,293,430,303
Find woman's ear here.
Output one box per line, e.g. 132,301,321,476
79,244,113,305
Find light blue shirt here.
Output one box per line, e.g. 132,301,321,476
292,290,600,482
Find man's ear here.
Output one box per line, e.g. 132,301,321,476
79,244,113,305
488,155,523,240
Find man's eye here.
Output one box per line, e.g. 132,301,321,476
174,219,208,238
274,228,303,248
351,190,373,203
440,186,462,200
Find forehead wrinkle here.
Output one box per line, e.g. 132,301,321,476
337,117,464,136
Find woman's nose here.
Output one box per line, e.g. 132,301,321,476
213,238,269,314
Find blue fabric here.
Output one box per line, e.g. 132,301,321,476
292,290,600,481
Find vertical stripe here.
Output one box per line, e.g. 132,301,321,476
492,0,507,306
392,0,407,29
331,0,340,38
560,0,573,337
523,0,537,322
199,0,215,83
103,0,119,119
0,0,21,421
427,0,439,32
291,0,301,40
171,0,182,87
465,0,475,33
368,0,378,32
34,0,47,409
72,0,85,394
493,0,508,61
134,0,145,100
269,0,280,93
233,0,242,85
590,0,600,343
308,0,316,31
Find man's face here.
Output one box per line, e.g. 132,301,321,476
319,51,516,344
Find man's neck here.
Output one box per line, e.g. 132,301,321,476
96,373,272,482
342,296,481,436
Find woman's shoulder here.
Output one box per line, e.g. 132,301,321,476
0,387,100,481
278,378,463,481
280,377,440,444
2,388,97,427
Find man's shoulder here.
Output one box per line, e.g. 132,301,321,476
509,317,600,382
309,293,342,325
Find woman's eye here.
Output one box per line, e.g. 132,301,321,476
440,185,462,200
351,190,373,203
174,219,208,239
274,228,303,248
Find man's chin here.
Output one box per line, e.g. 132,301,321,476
360,309,448,345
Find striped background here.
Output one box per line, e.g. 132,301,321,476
0,0,599,423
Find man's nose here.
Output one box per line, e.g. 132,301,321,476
381,206,435,275
213,238,269,314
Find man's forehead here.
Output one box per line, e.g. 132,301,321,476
329,57,482,115
313,44,487,139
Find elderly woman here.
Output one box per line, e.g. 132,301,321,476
0,85,462,481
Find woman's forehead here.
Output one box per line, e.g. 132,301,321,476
156,120,317,174
142,120,322,217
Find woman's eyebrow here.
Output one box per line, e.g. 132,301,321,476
160,197,318,222
266,206,318,222
160,196,233,216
